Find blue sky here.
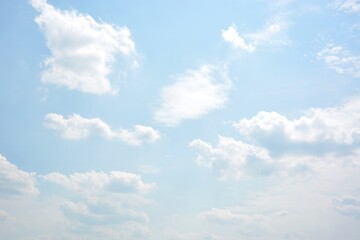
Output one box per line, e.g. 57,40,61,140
1,0,360,239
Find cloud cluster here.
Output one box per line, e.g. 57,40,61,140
44,170,155,194
234,97,360,146
0,155,38,196
45,113,160,145
31,0,136,94
317,44,360,78
154,64,231,126
189,136,275,180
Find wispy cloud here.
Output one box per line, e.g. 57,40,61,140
45,113,160,145
154,64,231,126
333,196,360,219
222,19,289,51
336,0,360,13
317,44,360,78
31,0,137,94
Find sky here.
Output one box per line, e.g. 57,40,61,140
1,0,360,239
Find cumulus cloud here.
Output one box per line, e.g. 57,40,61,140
234,97,360,148
31,0,137,94
333,196,360,219
44,113,160,145
222,21,288,51
0,154,38,196
189,136,275,180
317,44,360,78
44,170,155,194
222,24,255,52
154,64,231,126
336,0,360,13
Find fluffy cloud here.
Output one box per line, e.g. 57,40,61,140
44,170,155,194
317,44,360,78
222,21,288,51
154,64,231,126
336,0,360,13
45,113,160,145
333,196,360,219
222,24,255,52
189,136,275,180
31,0,136,94
234,97,360,148
0,154,38,196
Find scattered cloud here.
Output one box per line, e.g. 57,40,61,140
233,97,360,148
154,64,231,126
61,200,149,226
44,113,160,145
333,196,360,219
199,208,266,225
222,24,255,52
222,20,288,51
336,0,360,13
31,0,137,94
317,44,360,78
189,136,275,180
0,154,38,196
44,170,155,195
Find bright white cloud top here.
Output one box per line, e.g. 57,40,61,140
45,113,160,145
2,0,360,239
31,0,136,94
154,64,231,126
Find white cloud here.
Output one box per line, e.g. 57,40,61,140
164,229,221,240
336,0,360,13
222,24,255,52
222,21,288,51
189,136,275,180
199,208,266,225
234,97,360,147
44,170,155,194
317,44,360,78
0,154,38,196
61,200,149,225
154,64,231,126
333,196,360,219
44,113,160,145
31,0,136,94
